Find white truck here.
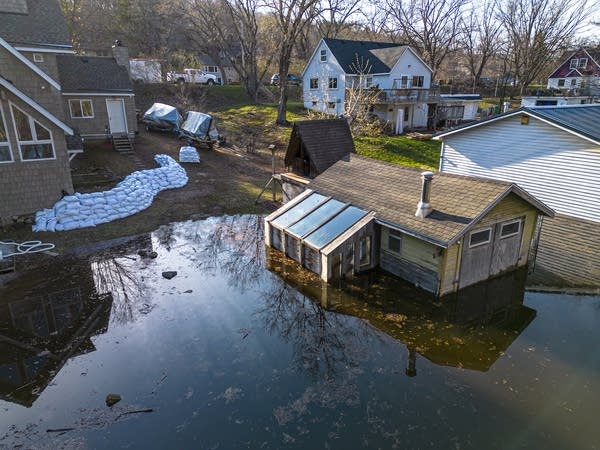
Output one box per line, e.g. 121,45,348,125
167,68,219,85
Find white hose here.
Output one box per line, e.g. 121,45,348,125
0,240,56,260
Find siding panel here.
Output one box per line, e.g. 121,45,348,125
440,115,600,222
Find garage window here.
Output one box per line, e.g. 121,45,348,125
500,220,521,238
469,228,491,248
387,229,402,254
69,99,94,118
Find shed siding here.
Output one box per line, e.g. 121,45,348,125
439,243,461,296
64,96,137,140
440,115,600,222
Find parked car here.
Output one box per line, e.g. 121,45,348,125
167,68,219,85
270,73,302,86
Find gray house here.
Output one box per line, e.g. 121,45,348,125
435,104,600,286
0,0,137,221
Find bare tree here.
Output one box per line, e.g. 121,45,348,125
460,0,503,88
265,0,322,124
497,0,591,93
316,0,363,38
385,0,470,79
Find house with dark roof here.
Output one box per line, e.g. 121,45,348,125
302,38,440,134
198,54,239,84
434,104,600,287
0,0,137,221
265,154,553,296
546,48,600,93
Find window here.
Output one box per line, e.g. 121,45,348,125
10,103,54,160
571,79,577,86
204,65,218,73
500,220,521,238
365,76,373,88
412,75,424,87
0,105,13,163
570,58,578,69
578,58,588,68
33,53,43,63
558,79,565,87
309,77,319,89
320,49,327,62
359,236,371,267
387,229,402,254
328,77,338,89
69,99,94,118
312,101,318,106
469,228,492,248
327,102,336,109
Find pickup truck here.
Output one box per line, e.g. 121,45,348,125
167,68,219,85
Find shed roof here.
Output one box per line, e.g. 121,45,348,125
284,119,355,174
323,38,411,74
0,0,71,48
308,155,552,247
56,55,133,93
434,104,600,145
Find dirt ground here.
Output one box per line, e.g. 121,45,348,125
2,128,284,253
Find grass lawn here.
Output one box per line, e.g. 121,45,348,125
354,135,441,170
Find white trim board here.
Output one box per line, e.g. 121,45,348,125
0,77,73,135
0,37,61,91
14,46,75,54
62,92,135,97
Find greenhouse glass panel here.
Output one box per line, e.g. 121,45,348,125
287,199,346,237
304,206,368,249
271,193,328,228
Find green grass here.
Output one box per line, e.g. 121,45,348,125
354,135,441,170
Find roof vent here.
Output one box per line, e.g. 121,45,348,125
415,171,434,219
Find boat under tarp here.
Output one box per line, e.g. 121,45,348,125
179,111,219,148
142,103,182,131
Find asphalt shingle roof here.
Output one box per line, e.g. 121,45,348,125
308,155,550,246
0,0,71,48
284,119,355,175
323,38,410,74
56,55,133,93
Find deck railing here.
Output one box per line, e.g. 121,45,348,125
374,87,441,104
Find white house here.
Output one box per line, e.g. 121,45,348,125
302,38,439,134
130,58,162,83
434,104,600,286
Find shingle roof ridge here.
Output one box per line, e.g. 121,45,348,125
348,154,512,187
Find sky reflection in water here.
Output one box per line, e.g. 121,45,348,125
0,215,599,449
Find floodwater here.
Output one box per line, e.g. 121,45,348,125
0,215,599,449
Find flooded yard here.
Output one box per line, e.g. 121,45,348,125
1,216,599,449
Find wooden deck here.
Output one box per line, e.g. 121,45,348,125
529,214,600,289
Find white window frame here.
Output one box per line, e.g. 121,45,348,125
0,103,14,163
578,58,588,68
204,65,218,73
328,77,338,89
9,102,56,162
499,220,521,239
557,79,565,87
69,99,94,119
365,76,373,88
359,235,372,267
570,58,578,69
309,77,319,89
320,49,327,62
386,228,402,255
468,227,492,248
327,101,336,109
33,53,44,63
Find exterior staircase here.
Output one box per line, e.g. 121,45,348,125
111,133,134,154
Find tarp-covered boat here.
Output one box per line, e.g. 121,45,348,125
142,103,182,132
179,111,219,148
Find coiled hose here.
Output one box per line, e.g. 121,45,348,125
0,240,56,260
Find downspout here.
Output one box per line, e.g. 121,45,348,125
439,141,445,172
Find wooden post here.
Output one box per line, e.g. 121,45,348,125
269,144,276,201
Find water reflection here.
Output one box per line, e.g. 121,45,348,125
266,248,536,375
0,259,113,407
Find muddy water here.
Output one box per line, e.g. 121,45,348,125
0,215,599,449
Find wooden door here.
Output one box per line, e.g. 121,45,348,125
490,219,523,276
459,227,494,288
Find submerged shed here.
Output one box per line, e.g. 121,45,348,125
265,155,553,296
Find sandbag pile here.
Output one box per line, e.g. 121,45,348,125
32,154,188,232
179,146,200,163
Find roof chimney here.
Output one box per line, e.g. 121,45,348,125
415,171,434,219
112,40,131,77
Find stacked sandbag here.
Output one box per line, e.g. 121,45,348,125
33,154,188,232
179,146,200,163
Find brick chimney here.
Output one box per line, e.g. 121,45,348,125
112,40,131,77
415,171,434,219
